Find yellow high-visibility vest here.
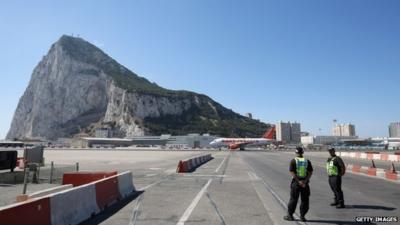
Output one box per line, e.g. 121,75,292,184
295,157,308,178
326,157,339,176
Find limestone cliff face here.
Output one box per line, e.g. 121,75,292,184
7,40,109,140
7,35,269,140
103,83,192,137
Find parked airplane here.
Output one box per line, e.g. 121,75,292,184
210,126,276,150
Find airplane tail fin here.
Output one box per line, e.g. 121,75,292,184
262,126,276,139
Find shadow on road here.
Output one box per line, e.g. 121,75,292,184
306,219,377,225
79,191,145,225
346,205,396,211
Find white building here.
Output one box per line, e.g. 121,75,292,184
389,122,400,138
333,123,356,137
372,137,400,150
276,121,301,144
302,135,356,146
95,128,112,138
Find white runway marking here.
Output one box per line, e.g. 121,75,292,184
139,180,164,191
244,160,307,225
145,174,157,177
247,171,261,181
149,167,163,171
215,155,228,173
176,179,213,225
182,174,227,178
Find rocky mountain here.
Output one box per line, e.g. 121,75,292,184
7,35,270,140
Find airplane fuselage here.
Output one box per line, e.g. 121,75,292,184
210,126,276,150
210,138,272,150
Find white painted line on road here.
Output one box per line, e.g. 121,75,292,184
176,179,213,225
247,171,261,181
243,159,306,225
149,167,163,171
139,180,164,191
145,174,158,177
139,166,178,191
164,167,177,175
182,174,227,178
215,154,228,173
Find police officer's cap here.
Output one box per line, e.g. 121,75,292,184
295,147,304,154
328,148,335,152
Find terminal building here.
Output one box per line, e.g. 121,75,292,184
301,135,357,146
72,134,217,149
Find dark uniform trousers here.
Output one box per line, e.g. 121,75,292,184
329,175,344,204
288,180,310,216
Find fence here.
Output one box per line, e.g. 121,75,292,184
29,162,79,184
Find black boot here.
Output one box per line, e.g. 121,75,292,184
336,202,345,208
330,202,338,206
283,215,294,221
300,215,307,222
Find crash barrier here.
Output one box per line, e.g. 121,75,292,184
0,150,17,171
339,152,400,162
0,171,136,225
346,161,399,183
16,184,74,203
177,154,213,173
62,171,118,186
29,184,74,199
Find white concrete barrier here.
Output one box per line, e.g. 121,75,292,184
50,183,99,225
177,154,213,173
389,155,399,162
372,154,381,160
117,171,135,198
340,152,399,162
0,171,136,225
29,184,73,199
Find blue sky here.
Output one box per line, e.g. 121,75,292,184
1,0,399,138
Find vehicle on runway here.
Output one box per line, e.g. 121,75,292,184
210,127,276,150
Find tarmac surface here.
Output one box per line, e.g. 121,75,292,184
1,149,399,225
69,150,399,225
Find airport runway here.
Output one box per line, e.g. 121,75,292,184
71,150,399,225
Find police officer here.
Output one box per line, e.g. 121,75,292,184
327,148,346,208
284,147,313,222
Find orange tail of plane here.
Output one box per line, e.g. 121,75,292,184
262,126,276,139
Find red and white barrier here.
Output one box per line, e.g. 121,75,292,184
50,182,99,225
62,171,118,187
0,197,51,225
0,171,136,225
118,171,136,198
177,154,213,173
29,184,73,199
339,152,400,162
346,163,399,183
